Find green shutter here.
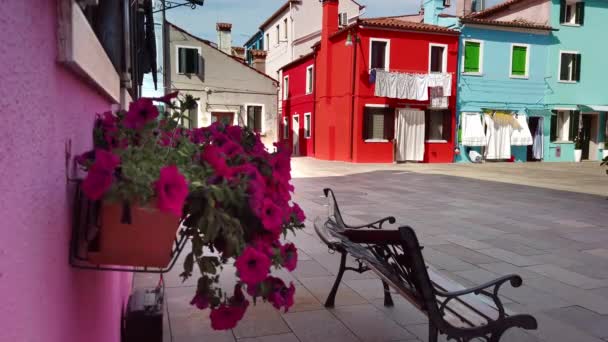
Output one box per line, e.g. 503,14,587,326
570,111,580,141
576,2,585,25
511,46,527,76
464,42,480,73
550,113,557,142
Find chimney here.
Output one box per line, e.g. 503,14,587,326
250,49,267,74
456,0,474,17
321,0,339,45
423,0,447,25
216,22,232,55
232,46,246,60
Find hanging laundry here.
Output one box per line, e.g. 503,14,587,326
532,117,544,160
375,70,429,101
428,73,452,95
484,113,512,160
430,87,448,108
511,114,533,146
461,112,486,146
369,69,377,84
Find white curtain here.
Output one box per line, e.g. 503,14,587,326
461,112,486,146
396,109,425,162
511,114,534,146
484,114,513,160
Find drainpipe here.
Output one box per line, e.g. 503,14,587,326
349,29,358,162
312,47,318,156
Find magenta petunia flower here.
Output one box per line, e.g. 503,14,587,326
154,165,189,217
225,125,243,142
235,246,271,286
201,145,230,177
152,91,178,104
125,98,159,130
82,149,120,200
190,292,209,310
290,203,306,223
220,140,244,158
260,198,284,236
209,304,246,330
266,276,296,312
280,243,298,272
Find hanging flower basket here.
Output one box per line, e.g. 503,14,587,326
87,202,180,267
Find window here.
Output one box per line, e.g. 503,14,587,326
370,39,390,71
429,44,447,73
304,113,311,138
177,47,200,74
283,76,289,100
265,33,269,50
560,0,584,25
246,105,263,133
425,110,451,141
338,12,348,26
510,44,529,78
559,52,581,82
284,18,288,40
306,65,314,94
462,40,483,74
283,117,289,138
551,110,580,142
363,106,394,141
276,25,280,44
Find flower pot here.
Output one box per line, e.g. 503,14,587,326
574,149,582,162
88,202,180,267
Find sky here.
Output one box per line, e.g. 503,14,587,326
166,0,503,46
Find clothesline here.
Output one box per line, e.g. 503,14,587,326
371,68,454,75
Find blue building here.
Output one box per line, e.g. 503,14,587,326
244,31,264,66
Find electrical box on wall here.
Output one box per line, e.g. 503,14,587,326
124,288,164,342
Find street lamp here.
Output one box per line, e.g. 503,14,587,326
154,0,204,13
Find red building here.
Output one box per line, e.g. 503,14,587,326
279,53,315,157
307,0,460,163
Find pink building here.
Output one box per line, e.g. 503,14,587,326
0,1,136,341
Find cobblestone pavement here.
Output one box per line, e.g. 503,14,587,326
135,159,608,342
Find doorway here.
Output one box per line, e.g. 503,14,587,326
395,108,425,162
527,116,543,161
581,113,599,160
292,115,300,156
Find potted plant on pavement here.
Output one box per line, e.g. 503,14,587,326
574,133,583,162
77,93,305,329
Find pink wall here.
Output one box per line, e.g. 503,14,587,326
0,1,132,342
489,0,551,24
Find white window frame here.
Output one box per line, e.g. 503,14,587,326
364,104,390,143
562,0,581,26
509,43,530,79
209,109,239,126
175,45,202,75
304,112,312,139
556,110,571,142
283,116,289,138
558,50,579,83
461,39,484,76
369,38,391,72
428,43,448,74
244,103,265,134
283,75,290,100
306,65,314,95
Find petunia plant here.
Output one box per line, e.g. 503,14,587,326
77,93,305,330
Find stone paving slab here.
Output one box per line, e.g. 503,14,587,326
134,158,608,342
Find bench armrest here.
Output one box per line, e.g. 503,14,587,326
343,216,396,230
435,274,522,319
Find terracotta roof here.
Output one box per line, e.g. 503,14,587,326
359,18,459,34
166,21,277,83
216,22,232,31
468,0,528,18
279,52,315,72
460,17,555,30
232,46,245,53
250,49,268,58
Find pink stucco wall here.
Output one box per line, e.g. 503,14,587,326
489,0,551,25
0,1,133,342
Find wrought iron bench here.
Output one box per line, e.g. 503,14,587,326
314,188,538,342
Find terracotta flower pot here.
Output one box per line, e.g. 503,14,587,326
88,202,181,268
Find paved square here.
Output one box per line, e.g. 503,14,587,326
135,159,608,341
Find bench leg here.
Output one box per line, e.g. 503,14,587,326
325,251,347,308
428,323,438,342
382,280,394,307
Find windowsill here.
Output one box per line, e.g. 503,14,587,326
429,71,447,74
305,92,312,95
558,80,578,84
364,139,389,143
305,136,311,139
510,75,529,79
178,72,199,76
560,23,581,27
425,139,448,143
552,140,574,144
462,72,483,77
369,68,389,74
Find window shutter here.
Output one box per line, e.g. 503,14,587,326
363,111,371,140
384,110,395,140
247,106,254,130
178,48,186,74
442,110,451,141
511,46,527,76
560,0,567,23
577,2,585,25
550,113,558,141
255,106,262,132
464,42,480,73
569,111,580,141
573,53,581,81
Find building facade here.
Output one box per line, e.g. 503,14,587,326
279,53,316,156
314,0,459,163
165,22,279,147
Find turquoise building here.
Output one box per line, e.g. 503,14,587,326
542,0,608,162
244,31,265,66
